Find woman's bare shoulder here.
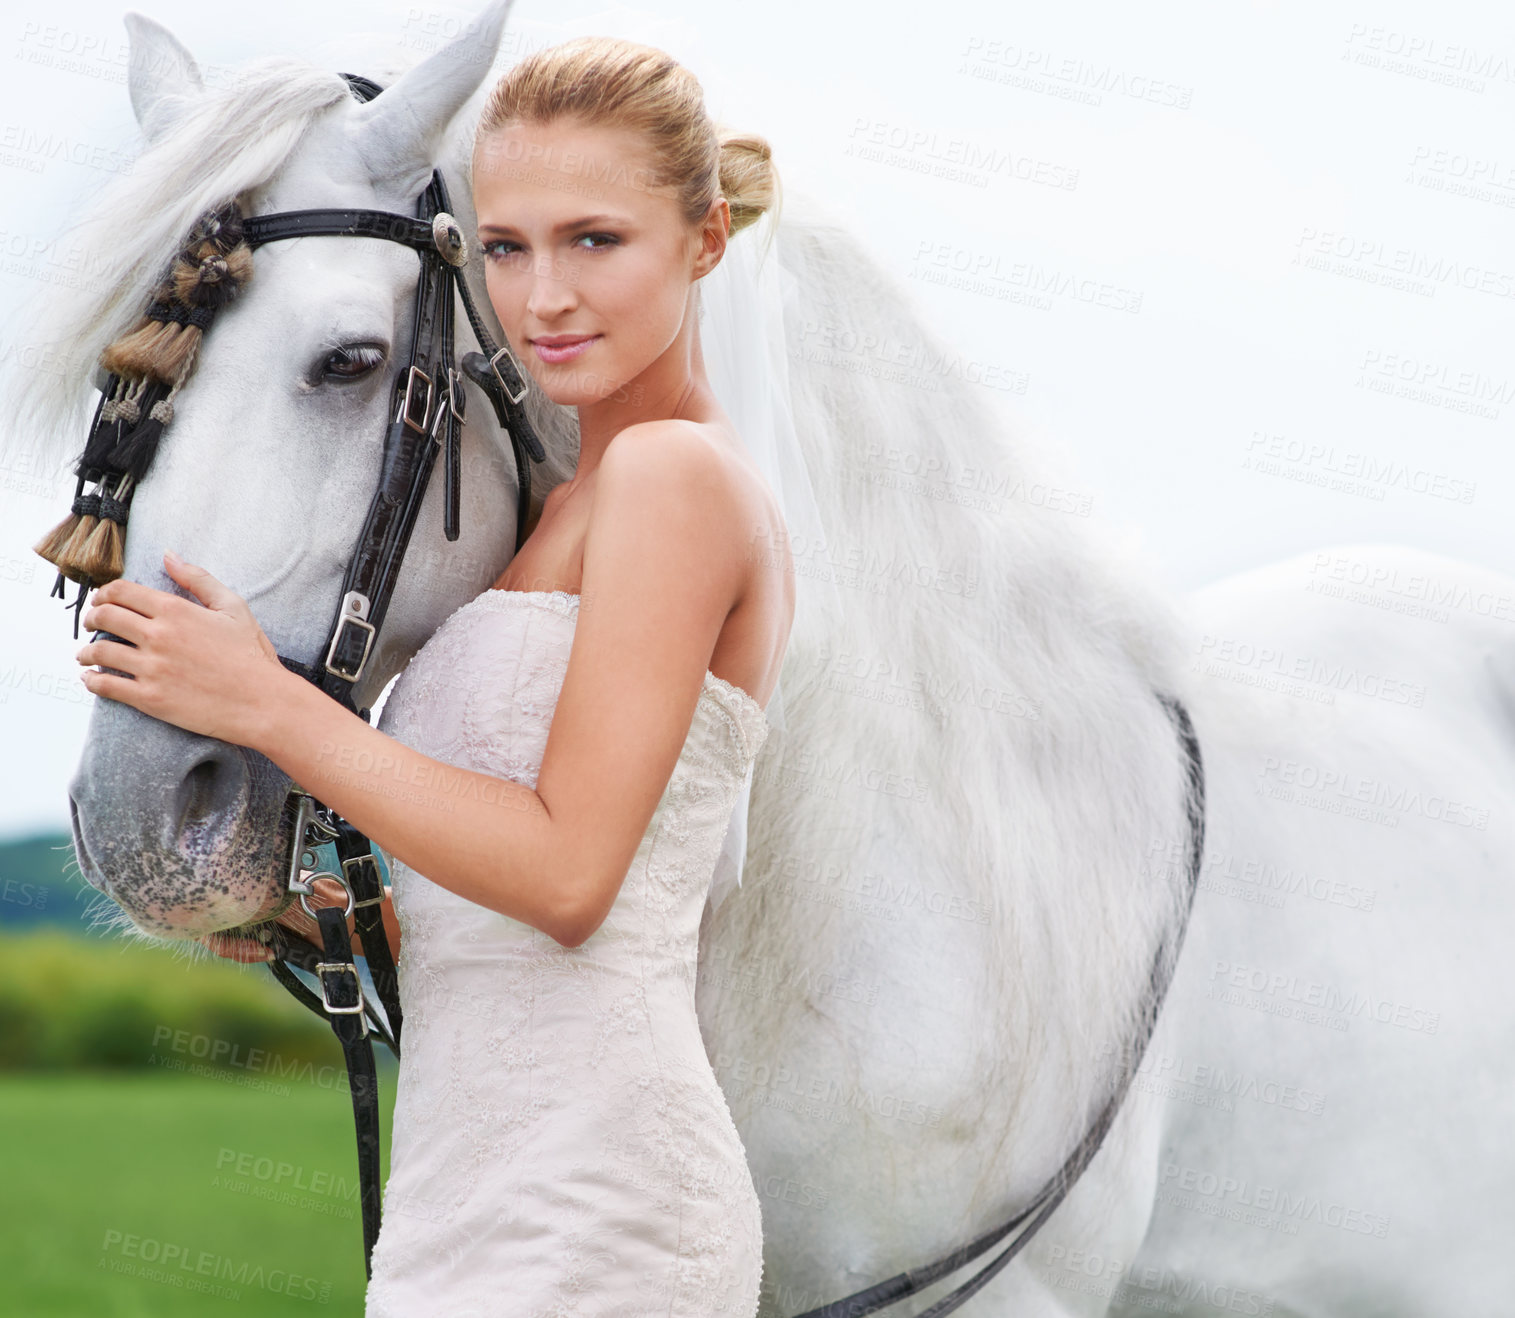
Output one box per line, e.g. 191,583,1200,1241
599,418,750,501
587,421,757,589
604,416,718,461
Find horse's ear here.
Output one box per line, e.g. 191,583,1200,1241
355,0,516,200
123,12,206,145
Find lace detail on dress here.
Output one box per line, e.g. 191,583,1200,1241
365,589,765,1317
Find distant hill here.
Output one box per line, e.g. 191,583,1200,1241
0,830,99,933
0,830,406,1072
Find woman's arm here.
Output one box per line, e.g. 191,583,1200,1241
249,423,745,947
77,425,744,950
252,672,579,941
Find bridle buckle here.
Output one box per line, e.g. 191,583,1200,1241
315,961,369,1031
487,342,528,406
430,367,465,442
341,853,388,908
323,590,377,683
398,363,435,435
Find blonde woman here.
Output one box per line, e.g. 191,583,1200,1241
353,38,792,1314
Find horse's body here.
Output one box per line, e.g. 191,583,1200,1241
1094,546,1515,1318
11,4,1511,1314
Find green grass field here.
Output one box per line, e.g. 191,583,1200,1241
0,1072,396,1316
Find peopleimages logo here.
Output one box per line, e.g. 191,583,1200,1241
1255,753,1489,831
1207,961,1439,1034
1293,227,1515,298
148,1026,354,1094
1158,1164,1392,1238
844,118,1080,191
99,1230,332,1303
1040,1247,1276,1316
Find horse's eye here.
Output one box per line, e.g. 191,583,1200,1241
323,344,386,380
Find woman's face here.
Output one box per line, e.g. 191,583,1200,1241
473,117,712,408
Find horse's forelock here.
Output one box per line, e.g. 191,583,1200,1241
3,56,356,479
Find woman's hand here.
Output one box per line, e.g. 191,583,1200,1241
199,874,352,964
75,550,293,747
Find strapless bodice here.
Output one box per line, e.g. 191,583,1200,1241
379,588,767,779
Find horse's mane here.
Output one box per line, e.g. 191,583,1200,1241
731,187,1199,1201
1,56,371,478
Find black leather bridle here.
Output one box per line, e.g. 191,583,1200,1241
229,71,548,1281
78,69,1207,1312
74,69,549,1280
253,76,546,709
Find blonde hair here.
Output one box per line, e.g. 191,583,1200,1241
472,36,781,238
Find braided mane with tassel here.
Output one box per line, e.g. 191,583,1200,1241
32,201,253,636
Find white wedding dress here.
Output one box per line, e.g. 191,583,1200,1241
364,587,769,1317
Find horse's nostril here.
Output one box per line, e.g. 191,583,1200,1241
174,750,248,854
68,793,105,891
182,760,216,834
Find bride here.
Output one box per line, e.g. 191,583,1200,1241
74,34,793,1318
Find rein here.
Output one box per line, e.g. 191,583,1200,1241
789,692,1205,1317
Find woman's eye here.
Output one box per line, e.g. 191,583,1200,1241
322,344,385,381
481,235,616,260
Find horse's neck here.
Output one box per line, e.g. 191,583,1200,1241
708,211,1200,1192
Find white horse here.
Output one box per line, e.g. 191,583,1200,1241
9,4,1512,1315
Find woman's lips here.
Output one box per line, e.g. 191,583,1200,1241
532,335,600,364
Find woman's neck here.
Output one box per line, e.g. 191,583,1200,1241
570,286,716,479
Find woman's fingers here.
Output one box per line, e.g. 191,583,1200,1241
309,875,349,907
80,600,151,643
275,874,350,942
200,929,274,964
275,906,318,941
199,876,352,963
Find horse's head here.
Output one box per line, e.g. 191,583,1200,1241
49,1,571,940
